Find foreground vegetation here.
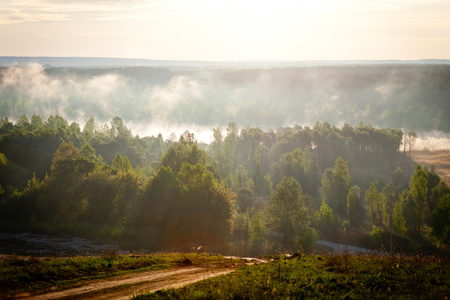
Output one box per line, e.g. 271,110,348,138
0,252,233,297
135,254,450,299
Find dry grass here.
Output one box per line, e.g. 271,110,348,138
411,149,450,186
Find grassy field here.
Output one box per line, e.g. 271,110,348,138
0,252,232,297
134,254,450,299
411,149,450,186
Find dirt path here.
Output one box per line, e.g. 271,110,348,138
316,240,387,255
10,258,265,300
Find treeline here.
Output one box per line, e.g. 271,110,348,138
0,115,449,253
1,64,450,132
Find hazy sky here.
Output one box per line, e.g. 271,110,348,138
1,0,449,61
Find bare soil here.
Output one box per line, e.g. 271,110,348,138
7,258,265,300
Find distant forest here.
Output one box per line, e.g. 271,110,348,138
1,64,449,133
0,115,449,254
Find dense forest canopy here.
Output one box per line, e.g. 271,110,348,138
1,64,450,140
0,114,449,254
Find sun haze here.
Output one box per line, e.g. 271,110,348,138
0,0,449,60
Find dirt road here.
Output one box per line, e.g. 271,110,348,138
316,240,387,255
10,258,265,300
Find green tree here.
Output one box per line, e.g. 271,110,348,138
270,162,283,188
80,143,98,162
234,165,251,191
409,165,428,234
392,201,407,236
31,115,44,128
236,187,253,214
112,153,133,172
319,168,333,207
315,200,335,237
173,162,234,248
347,185,362,228
0,153,6,194
232,212,250,254
331,156,352,216
253,148,264,195
82,168,117,225
141,166,178,228
431,194,450,247
184,144,206,166
249,212,266,255
268,177,310,248
263,173,273,195
83,116,96,141
160,142,187,173
46,115,68,130
365,181,385,226
393,167,405,188
51,141,80,166
49,142,96,226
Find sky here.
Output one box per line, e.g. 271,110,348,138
1,0,450,61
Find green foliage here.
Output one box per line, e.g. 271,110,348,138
0,153,6,194
347,185,362,228
249,212,266,255
0,112,447,254
431,194,450,246
268,177,314,249
409,165,428,234
141,166,178,227
269,162,283,188
136,255,450,299
297,226,319,251
231,212,250,255
233,165,252,191
80,143,98,162
393,166,405,188
365,181,385,226
262,173,272,196
331,156,352,216
0,153,7,166
392,202,407,236
112,153,133,172
320,157,352,217
235,187,253,214
169,162,234,248
315,201,335,237
382,182,399,213
51,141,80,166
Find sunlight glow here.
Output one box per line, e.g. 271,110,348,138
0,0,449,60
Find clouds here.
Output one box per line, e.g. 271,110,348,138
1,0,449,60
0,0,153,25
0,6,68,25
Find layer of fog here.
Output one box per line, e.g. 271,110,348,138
1,63,449,148
414,131,450,151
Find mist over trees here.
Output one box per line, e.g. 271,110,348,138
1,64,449,135
1,62,449,254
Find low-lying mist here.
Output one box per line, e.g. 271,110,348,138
1,63,449,147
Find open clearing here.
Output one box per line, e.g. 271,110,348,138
411,149,450,185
